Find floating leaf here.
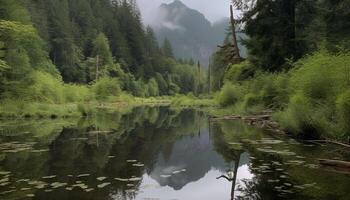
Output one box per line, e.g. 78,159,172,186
114,178,129,182
0,171,11,175
132,163,145,167
77,174,90,177
97,177,107,181
97,182,110,188
31,149,49,153
128,177,142,182
85,188,94,192
0,182,10,186
0,190,15,195
51,182,67,188
0,177,9,183
42,175,56,179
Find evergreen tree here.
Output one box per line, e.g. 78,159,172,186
47,0,84,82
162,38,174,58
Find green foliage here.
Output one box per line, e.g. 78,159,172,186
26,71,64,103
0,100,80,118
336,90,350,135
161,38,174,58
171,94,216,107
64,84,90,103
147,78,159,97
224,61,255,83
92,77,121,101
217,83,243,107
216,51,350,139
279,51,350,139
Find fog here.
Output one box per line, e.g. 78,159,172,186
136,0,231,25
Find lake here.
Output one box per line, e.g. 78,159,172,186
0,107,349,200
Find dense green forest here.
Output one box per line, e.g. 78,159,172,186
0,0,207,105
212,0,350,140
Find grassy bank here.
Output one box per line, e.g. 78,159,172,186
214,50,350,141
0,94,216,119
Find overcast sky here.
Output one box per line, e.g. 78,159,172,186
136,0,231,24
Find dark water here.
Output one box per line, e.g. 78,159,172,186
0,107,349,200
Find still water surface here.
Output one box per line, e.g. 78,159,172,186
0,107,349,200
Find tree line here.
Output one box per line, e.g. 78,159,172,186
0,0,207,102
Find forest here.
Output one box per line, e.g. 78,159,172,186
0,0,350,141
0,0,207,107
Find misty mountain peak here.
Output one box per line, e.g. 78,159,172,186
170,0,186,7
152,1,228,67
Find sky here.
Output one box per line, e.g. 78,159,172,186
136,0,231,24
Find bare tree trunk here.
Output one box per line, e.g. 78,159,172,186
230,5,241,61
231,154,240,200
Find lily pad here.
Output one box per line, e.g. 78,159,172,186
0,171,11,175
114,178,129,182
42,175,56,179
132,163,145,167
51,182,67,188
85,188,94,192
77,174,90,177
129,177,142,182
97,177,107,181
97,182,111,188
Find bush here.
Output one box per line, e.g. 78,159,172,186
64,84,90,103
217,83,243,107
92,77,121,101
147,78,159,97
26,71,64,103
336,90,350,136
224,61,255,83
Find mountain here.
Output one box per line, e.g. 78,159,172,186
151,0,229,67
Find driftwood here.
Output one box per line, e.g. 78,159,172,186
210,114,285,135
309,140,350,148
319,159,350,168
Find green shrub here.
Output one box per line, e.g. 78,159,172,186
147,78,159,97
26,71,64,103
64,84,90,102
224,61,255,83
336,90,350,136
217,83,243,107
92,77,121,101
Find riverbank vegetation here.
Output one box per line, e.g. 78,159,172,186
211,0,350,140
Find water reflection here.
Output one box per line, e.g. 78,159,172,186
0,107,349,200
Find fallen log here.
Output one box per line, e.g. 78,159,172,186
309,140,350,148
319,159,350,168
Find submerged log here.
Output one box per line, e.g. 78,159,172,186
319,159,350,168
